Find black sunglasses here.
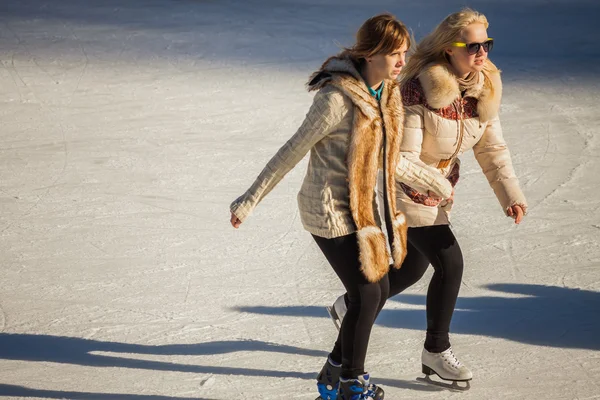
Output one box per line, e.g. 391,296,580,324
451,38,494,55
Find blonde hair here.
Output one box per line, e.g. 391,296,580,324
344,13,412,61
400,8,498,86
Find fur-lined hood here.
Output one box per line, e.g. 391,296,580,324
307,54,398,120
417,62,502,122
307,54,364,89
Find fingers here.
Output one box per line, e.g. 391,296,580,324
515,206,524,224
423,198,441,207
427,191,442,201
508,206,524,224
230,213,242,229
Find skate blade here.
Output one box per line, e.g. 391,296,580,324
416,376,471,392
325,306,341,331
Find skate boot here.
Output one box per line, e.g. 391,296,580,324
421,347,472,381
365,377,384,400
419,347,472,391
316,357,341,400
339,374,384,400
326,295,347,331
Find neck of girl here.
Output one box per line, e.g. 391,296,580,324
361,64,384,91
449,60,471,79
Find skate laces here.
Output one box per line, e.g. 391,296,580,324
441,347,463,369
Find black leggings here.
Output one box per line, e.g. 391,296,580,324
343,224,464,353
313,233,390,379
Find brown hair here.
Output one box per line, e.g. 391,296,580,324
345,13,412,60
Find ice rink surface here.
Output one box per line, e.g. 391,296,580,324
1,0,599,398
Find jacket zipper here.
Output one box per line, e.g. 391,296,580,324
446,99,465,229
449,98,465,161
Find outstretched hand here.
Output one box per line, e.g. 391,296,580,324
230,212,242,229
507,205,525,224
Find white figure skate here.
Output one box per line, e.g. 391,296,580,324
417,347,472,391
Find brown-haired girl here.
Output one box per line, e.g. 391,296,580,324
229,13,453,399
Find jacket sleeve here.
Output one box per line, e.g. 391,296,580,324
230,88,347,222
395,105,453,198
473,117,528,215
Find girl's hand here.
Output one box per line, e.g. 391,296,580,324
425,191,442,207
230,212,242,229
507,205,525,224
425,188,454,207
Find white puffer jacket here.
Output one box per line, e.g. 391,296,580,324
392,63,528,227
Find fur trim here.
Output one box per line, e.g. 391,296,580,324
379,77,408,270
307,54,408,282
417,63,502,122
357,226,390,283
307,55,363,90
418,64,461,109
391,213,408,268
478,70,503,122
309,57,380,120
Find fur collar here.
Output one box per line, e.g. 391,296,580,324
306,54,409,282
417,62,502,122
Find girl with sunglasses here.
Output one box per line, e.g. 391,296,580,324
328,8,528,387
230,13,455,400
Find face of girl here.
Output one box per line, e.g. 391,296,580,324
446,23,490,76
367,43,409,81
